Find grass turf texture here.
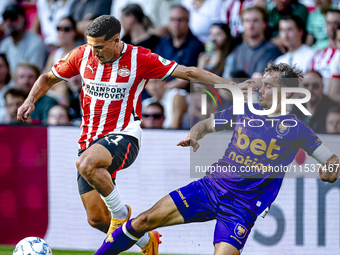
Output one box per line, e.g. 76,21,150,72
0,245,140,255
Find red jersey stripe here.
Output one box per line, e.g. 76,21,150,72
88,99,105,145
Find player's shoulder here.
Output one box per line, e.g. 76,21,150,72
64,44,87,58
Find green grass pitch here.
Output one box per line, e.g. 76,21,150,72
0,245,140,255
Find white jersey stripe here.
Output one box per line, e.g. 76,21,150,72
80,45,91,76
86,98,97,148
109,61,119,83
85,60,104,147
114,47,138,132
88,63,105,144
92,100,110,142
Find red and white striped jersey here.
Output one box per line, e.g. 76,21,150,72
52,43,177,150
308,46,340,94
220,0,255,37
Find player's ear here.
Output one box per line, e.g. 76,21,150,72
113,36,120,43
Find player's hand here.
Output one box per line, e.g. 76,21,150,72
237,80,258,93
237,80,258,101
17,101,35,122
319,156,340,183
177,137,200,152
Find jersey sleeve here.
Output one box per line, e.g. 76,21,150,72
139,50,178,80
297,123,322,156
51,48,81,81
211,106,234,132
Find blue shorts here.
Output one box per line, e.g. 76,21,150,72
169,176,257,251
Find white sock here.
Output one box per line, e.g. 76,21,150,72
100,187,128,220
135,233,150,248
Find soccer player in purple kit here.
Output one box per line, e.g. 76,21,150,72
94,62,340,255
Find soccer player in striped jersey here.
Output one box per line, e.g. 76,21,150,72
94,62,339,255
17,15,230,254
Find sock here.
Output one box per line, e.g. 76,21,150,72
135,233,150,248
100,187,128,220
95,219,145,255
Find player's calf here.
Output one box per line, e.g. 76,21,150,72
87,213,110,233
132,211,160,232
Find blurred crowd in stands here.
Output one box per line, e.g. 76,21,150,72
0,0,339,134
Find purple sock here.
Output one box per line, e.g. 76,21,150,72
94,219,144,255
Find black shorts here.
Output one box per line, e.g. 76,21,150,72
77,134,139,195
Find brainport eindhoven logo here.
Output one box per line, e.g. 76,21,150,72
198,84,312,128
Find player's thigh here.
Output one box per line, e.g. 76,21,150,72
133,178,218,231
77,143,112,171
214,242,240,255
132,195,184,232
169,178,217,223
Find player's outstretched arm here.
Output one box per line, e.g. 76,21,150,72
170,65,235,85
177,114,213,152
318,154,340,183
170,65,258,93
17,71,62,122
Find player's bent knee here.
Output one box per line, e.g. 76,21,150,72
76,156,97,181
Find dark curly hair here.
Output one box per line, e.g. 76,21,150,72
85,15,121,41
262,61,303,88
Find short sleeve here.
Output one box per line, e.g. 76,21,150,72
139,50,178,80
212,106,234,132
51,48,80,81
298,123,322,155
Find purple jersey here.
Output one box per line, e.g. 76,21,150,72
209,103,322,215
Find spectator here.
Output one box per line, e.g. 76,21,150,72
43,16,77,105
220,0,255,37
275,15,315,73
181,0,222,43
337,23,340,49
326,107,340,134
307,9,340,95
47,105,71,125
0,0,16,39
120,4,160,52
0,4,46,71
291,70,338,133
14,62,58,124
306,0,333,50
141,102,165,129
4,88,28,124
266,0,309,38
198,23,234,77
67,74,82,122
44,16,77,72
69,0,112,37
0,54,12,123
34,0,74,48
154,5,204,90
328,24,340,104
142,79,187,129
111,0,181,32
229,6,282,78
